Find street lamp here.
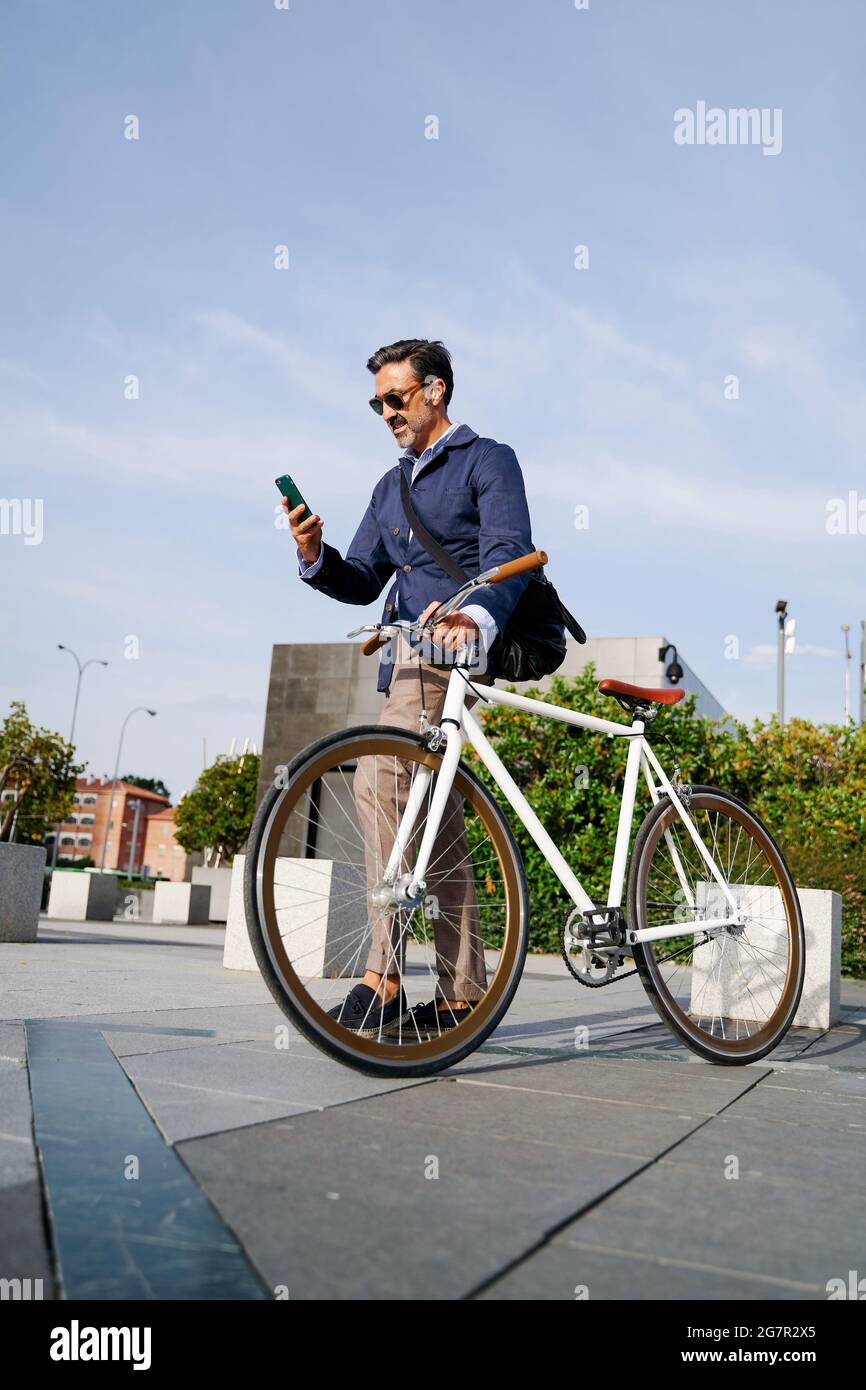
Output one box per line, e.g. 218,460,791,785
99,707,157,872
842,624,852,724
52,646,109,867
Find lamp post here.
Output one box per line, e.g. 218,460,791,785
842,625,852,725
52,646,109,867
126,798,143,877
99,708,157,872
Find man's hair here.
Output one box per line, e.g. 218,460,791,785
366,338,454,408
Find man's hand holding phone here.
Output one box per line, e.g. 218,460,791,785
284,499,324,565
275,475,323,566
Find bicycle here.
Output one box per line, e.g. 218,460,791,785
245,548,805,1077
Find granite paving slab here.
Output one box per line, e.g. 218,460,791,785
176,1063,736,1300
480,1066,863,1301
119,1036,432,1143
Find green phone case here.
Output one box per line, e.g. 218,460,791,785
275,474,312,524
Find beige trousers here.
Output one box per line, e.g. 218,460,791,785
353,658,491,1002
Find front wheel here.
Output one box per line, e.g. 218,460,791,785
244,725,529,1078
627,785,805,1065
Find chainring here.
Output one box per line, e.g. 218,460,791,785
559,908,629,988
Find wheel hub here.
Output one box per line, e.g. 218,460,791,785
370,873,427,911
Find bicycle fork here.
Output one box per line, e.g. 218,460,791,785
371,712,464,910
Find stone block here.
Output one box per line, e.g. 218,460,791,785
152,882,211,925
191,866,233,922
0,843,47,942
223,852,369,978
46,869,118,923
689,882,841,1031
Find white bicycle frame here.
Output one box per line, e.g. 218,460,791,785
380,661,745,946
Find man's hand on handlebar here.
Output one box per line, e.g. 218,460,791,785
418,600,480,653
284,500,324,565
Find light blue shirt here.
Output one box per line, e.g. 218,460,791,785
298,420,498,656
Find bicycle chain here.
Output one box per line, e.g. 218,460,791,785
559,921,711,988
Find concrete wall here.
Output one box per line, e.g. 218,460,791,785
256,635,726,808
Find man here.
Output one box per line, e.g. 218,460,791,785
284,338,538,1036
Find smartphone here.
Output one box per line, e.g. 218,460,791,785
275,474,313,525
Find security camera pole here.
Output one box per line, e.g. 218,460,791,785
842,624,852,725
775,600,790,725
657,642,683,685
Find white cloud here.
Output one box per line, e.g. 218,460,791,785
742,641,839,670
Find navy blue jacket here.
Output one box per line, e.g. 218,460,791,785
300,424,535,691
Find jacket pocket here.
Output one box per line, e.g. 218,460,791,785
411,484,476,540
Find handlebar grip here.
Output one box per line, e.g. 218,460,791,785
490,549,548,583
361,632,388,656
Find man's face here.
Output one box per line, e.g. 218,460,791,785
373,362,442,452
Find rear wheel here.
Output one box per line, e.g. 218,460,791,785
244,725,528,1077
627,785,804,1064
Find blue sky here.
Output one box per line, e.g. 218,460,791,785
2,0,865,798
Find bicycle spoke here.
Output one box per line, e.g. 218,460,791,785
248,726,525,1070
633,788,802,1058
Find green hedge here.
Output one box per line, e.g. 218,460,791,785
464,664,866,977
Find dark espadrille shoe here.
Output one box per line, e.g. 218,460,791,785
327,983,410,1038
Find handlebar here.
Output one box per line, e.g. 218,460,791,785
353,547,548,656
493,548,547,581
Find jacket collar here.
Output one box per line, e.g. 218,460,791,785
397,422,478,484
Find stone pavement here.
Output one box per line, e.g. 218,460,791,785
2,918,864,1300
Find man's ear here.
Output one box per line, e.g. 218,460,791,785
423,375,444,406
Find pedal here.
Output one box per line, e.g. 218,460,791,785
574,905,626,948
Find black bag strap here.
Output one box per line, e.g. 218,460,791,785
399,466,469,585
398,463,587,644
554,593,587,645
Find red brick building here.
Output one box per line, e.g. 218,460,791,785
49,777,187,878
141,805,188,882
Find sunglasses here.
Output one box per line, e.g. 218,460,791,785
368,379,431,416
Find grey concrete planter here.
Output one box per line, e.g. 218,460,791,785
0,843,47,943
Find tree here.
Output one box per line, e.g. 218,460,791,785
0,701,83,843
173,753,261,863
121,774,171,800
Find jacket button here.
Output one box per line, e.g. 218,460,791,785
393,526,400,536
402,563,412,572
